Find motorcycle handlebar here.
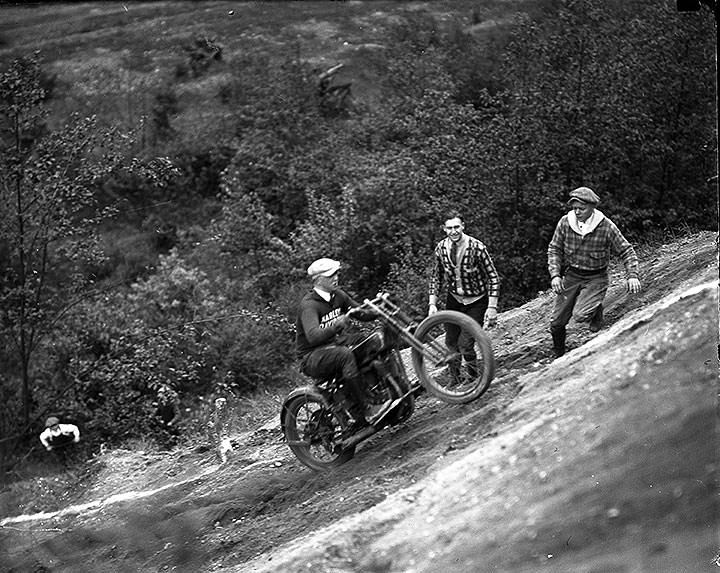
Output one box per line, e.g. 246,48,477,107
368,292,390,304
346,293,417,334
346,293,390,318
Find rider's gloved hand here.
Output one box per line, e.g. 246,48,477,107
334,314,349,331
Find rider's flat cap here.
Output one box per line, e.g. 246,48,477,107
307,258,341,278
567,186,600,205
45,416,60,428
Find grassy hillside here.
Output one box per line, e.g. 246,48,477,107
0,1,528,120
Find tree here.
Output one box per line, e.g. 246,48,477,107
0,54,175,435
495,0,716,230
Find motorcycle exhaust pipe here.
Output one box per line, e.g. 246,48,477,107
341,425,377,449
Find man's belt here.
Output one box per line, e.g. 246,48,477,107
567,266,607,276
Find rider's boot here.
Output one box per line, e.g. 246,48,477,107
342,377,370,436
343,412,369,437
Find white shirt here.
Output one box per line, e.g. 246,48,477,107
313,287,332,302
568,209,605,237
39,423,80,449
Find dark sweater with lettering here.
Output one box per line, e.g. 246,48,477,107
295,289,375,359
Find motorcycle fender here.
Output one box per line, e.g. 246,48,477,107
279,385,329,431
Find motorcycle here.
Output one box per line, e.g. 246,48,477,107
281,293,495,471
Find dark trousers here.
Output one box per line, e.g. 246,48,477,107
301,336,368,420
550,270,608,329
445,294,488,366
550,269,608,353
46,435,78,466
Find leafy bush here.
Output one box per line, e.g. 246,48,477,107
0,53,177,443
53,251,297,448
175,35,223,79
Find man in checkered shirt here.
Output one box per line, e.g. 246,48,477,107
428,213,500,380
547,186,641,358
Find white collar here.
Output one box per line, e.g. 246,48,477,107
313,287,332,302
568,209,605,236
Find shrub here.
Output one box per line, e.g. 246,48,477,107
55,251,296,448
175,35,223,80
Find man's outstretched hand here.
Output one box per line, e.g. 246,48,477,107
551,276,564,294
627,278,641,294
483,307,497,329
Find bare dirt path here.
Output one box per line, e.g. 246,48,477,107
1,232,716,573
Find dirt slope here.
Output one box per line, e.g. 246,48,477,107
1,231,717,573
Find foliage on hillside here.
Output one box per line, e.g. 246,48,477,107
0,1,716,463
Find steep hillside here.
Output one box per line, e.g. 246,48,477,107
1,231,716,572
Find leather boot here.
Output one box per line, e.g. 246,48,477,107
551,325,566,358
465,359,479,380
447,357,462,387
589,305,603,332
344,376,370,429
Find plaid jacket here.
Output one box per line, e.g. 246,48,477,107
547,215,639,279
429,235,500,300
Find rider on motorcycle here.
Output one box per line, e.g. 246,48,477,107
295,258,389,435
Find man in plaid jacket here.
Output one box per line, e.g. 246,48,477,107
428,213,500,380
547,186,641,358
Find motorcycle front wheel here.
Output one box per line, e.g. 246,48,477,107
411,310,495,404
282,389,355,471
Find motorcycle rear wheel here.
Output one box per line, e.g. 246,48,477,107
411,310,495,404
282,390,355,471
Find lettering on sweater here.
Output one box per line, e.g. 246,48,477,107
319,308,342,329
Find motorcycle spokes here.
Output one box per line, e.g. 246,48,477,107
282,391,354,471
411,311,495,404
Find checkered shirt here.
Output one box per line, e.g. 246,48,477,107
547,215,639,279
429,235,500,300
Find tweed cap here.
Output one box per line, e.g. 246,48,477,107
45,416,60,428
307,258,341,278
567,186,600,205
